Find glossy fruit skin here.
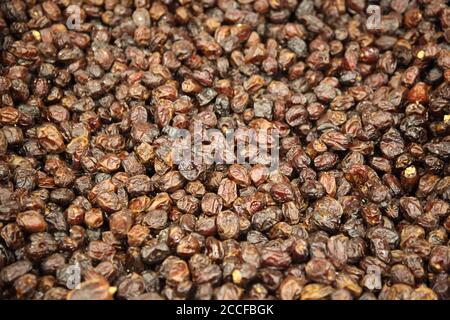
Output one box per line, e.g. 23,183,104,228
0,0,449,301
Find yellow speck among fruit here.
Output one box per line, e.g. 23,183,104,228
108,286,117,295
444,115,450,124
31,30,41,41
232,270,242,284
405,166,416,176
417,50,425,60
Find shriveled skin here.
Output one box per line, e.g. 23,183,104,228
0,0,449,301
